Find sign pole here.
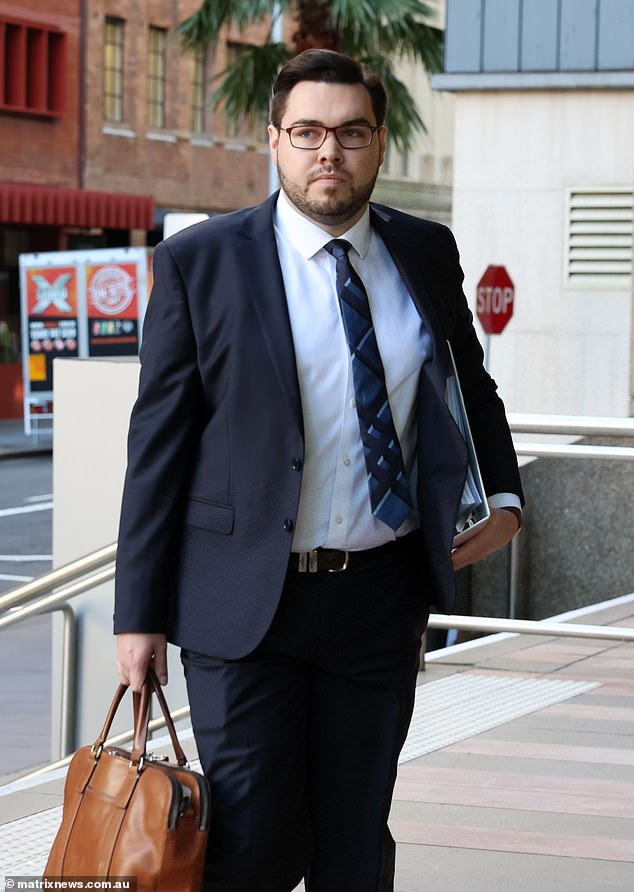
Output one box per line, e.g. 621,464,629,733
483,334,491,371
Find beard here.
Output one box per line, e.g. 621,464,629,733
278,165,378,229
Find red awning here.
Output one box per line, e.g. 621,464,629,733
0,182,155,230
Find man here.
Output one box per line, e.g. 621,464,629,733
115,49,523,892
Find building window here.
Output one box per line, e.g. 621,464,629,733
103,17,124,122
224,42,267,143
147,26,167,129
191,46,207,133
565,188,633,288
0,16,66,117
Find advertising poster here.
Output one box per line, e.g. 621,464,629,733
19,246,150,434
25,266,80,392
86,262,139,357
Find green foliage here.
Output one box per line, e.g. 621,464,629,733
211,43,293,119
177,0,443,153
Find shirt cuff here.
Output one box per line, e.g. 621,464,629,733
488,493,522,531
487,493,522,511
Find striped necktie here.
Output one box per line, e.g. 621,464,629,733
325,239,412,531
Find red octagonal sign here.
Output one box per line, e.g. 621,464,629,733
476,265,514,335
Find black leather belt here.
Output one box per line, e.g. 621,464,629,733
288,533,416,574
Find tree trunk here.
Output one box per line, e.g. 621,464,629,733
292,0,341,53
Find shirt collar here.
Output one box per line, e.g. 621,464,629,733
274,188,372,260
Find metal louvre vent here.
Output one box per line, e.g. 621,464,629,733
566,188,633,287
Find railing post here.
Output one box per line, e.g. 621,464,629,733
508,535,520,620
59,605,78,758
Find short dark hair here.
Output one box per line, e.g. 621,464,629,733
270,49,387,130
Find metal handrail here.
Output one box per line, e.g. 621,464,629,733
514,443,634,460
3,412,633,779
508,413,634,437
509,412,634,460
0,542,116,613
16,705,192,785
0,546,117,758
427,613,634,641
10,608,634,788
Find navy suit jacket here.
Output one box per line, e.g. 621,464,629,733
114,192,523,659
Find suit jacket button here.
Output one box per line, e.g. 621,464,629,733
283,518,294,532
291,458,303,471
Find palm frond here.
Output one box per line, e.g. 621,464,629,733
360,55,425,153
177,0,288,49
211,42,293,119
330,0,442,68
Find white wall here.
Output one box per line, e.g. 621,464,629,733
52,357,189,752
451,89,634,415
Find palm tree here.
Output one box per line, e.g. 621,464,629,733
177,0,443,152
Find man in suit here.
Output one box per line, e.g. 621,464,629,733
115,49,523,892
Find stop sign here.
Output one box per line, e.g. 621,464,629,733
476,266,514,334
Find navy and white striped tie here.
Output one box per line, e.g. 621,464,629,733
325,239,412,531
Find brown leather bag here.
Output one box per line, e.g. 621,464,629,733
45,669,210,891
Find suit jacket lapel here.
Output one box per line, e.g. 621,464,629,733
235,193,304,434
370,205,449,403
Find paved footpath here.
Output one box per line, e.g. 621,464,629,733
1,594,633,891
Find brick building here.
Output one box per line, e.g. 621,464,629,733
0,0,154,376
84,0,271,228
0,0,271,415
0,0,453,419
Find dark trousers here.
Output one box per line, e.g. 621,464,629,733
181,537,430,892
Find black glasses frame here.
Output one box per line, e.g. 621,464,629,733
279,124,379,150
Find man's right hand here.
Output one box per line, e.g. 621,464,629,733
116,633,168,692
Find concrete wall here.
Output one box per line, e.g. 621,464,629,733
472,439,634,621
451,88,633,416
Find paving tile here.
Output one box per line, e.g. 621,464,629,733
0,790,64,823
506,714,634,735
391,820,634,861
447,737,634,764
417,749,634,782
535,702,634,721
390,800,634,840
394,843,634,892
474,658,582,672
393,778,634,819
396,764,634,802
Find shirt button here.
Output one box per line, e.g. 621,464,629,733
335,516,343,525
283,518,294,532
343,457,351,466
291,458,303,471
350,398,356,409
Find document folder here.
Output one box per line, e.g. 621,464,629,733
445,342,491,546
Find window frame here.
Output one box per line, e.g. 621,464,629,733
103,16,124,123
147,26,167,130
0,15,66,118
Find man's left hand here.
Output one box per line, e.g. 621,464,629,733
451,507,520,571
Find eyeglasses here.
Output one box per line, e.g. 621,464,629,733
280,124,379,150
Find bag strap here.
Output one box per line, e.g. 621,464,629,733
92,682,129,753
92,669,188,767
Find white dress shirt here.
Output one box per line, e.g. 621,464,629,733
273,191,519,552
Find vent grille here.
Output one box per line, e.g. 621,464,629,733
566,188,633,287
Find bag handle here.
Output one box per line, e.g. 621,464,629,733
132,669,188,767
92,669,187,767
